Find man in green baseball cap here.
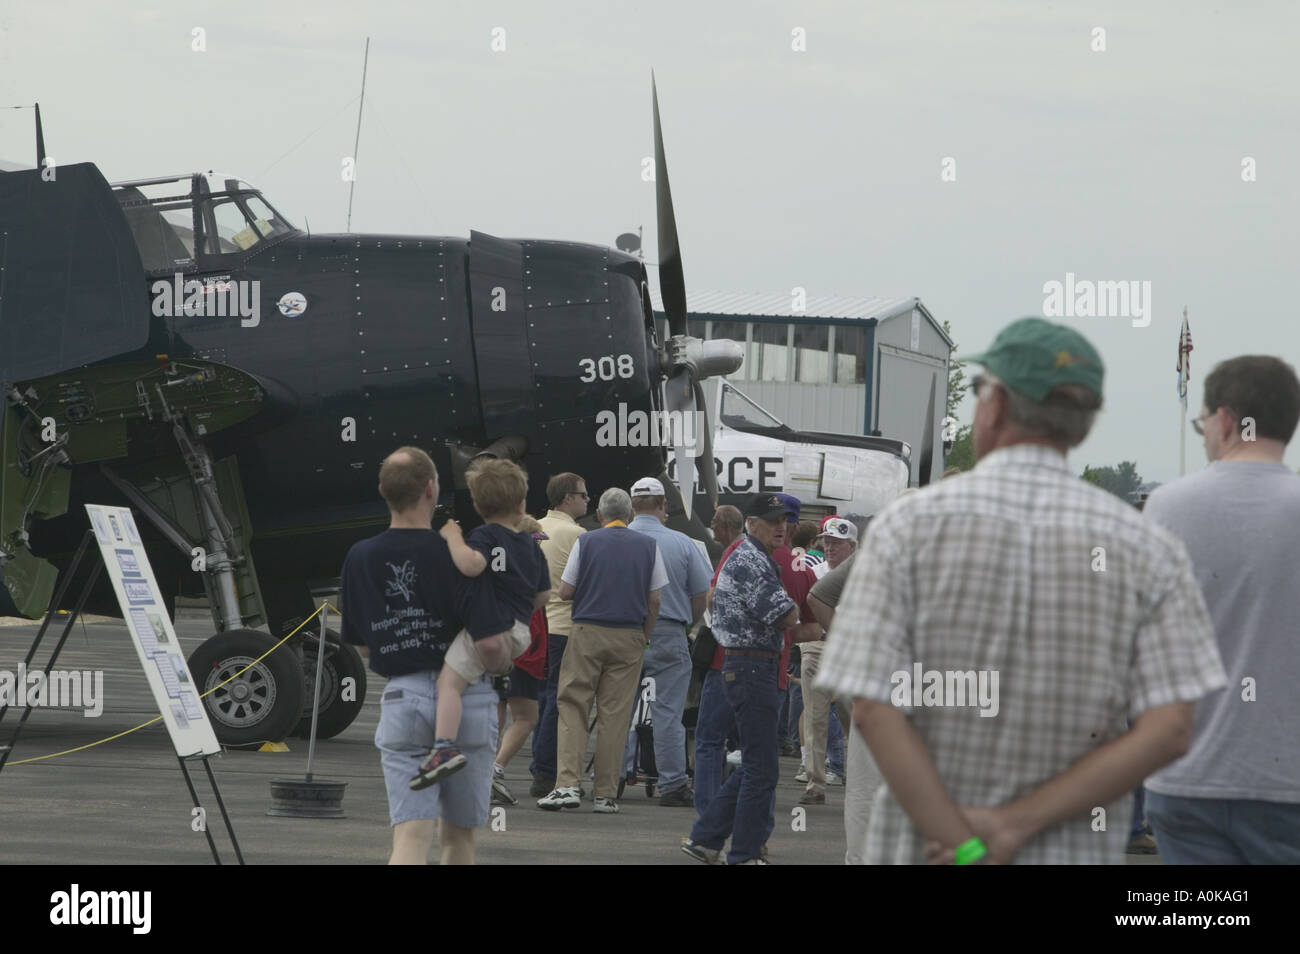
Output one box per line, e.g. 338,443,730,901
815,314,1226,866
960,316,1105,460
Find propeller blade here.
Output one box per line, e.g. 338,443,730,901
693,379,718,514
665,365,696,521
674,444,696,525
657,466,721,563
652,74,687,339
34,102,46,170
917,372,937,487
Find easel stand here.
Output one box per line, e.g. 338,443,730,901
0,530,101,772
177,751,245,865
0,529,244,864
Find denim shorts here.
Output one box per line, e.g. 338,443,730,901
375,671,498,828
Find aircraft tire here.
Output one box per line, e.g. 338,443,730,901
187,629,305,749
293,639,368,740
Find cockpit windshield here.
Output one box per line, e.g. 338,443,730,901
112,173,297,274
720,381,786,431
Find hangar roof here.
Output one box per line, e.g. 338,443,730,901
647,286,951,348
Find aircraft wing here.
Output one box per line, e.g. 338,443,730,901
0,163,150,382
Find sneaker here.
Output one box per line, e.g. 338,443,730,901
592,796,620,814
537,786,581,810
780,739,797,757
529,775,555,798
659,787,694,808
491,773,518,806
826,771,843,786
726,750,742,767
410,746,467,790
732,857,770,865
680,837,722,864
798,789,825,805
794,767,808,783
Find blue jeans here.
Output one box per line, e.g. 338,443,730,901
690,654,780,864
1129,786,1147,841
1146,791,1300,864
692,668,734,818
775,685,790,742
827,706,845,776
786,680,803,744
622,622,692,793
529,632,567,780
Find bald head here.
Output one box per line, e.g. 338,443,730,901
711,505,743,547
379,446,437,515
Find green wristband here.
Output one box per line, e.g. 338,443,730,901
954,837,987,866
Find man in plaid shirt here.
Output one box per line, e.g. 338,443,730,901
817,317,1227,864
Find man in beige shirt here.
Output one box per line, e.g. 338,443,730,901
529,472,589,796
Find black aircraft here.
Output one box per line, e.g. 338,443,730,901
0,84,742,746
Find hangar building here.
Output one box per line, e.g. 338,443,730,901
651,291,952,485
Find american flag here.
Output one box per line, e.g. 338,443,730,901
1176,308,1193,409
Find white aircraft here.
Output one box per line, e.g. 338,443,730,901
666,379,916,523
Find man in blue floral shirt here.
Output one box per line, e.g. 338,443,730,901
681,493,800,865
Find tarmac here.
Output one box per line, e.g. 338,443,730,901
0,611,848,865
0,611,1164,866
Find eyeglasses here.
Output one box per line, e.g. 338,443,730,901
1191,409,1225,437
568,491,590,500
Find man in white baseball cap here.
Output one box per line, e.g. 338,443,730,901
797,515,858,804
626,475,713,806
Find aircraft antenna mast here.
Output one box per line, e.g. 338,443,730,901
346,37,370,232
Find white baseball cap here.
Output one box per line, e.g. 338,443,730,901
821,517,858,542
631,476,665,497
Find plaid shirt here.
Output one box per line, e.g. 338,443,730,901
816,444,1226,864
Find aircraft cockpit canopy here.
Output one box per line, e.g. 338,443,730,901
720,380,787,433
111,172,298,275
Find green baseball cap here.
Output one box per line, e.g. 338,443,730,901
960,317,1104,402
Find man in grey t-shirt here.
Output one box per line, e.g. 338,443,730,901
1143,354,1300,864
809,549,881,863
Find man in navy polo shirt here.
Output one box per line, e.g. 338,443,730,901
340,446,502,865
540,487,668,813
682,493,801,864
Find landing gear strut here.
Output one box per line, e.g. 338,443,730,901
103,385,305,747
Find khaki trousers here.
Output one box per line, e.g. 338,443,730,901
555,622,646,798
799,641,831,794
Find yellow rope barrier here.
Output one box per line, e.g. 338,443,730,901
5,602,338,766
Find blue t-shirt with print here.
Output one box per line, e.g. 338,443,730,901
340,528,502,677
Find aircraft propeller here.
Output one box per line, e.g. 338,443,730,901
652,74,741,523
916,372,937,487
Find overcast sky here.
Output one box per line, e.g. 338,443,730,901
2,1,1296,482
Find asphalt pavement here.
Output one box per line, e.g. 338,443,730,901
0,611,847,865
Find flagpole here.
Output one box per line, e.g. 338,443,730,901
1179,400,1186,476
1179,306,1187,477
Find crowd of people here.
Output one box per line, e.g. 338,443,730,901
339,315,1299,865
